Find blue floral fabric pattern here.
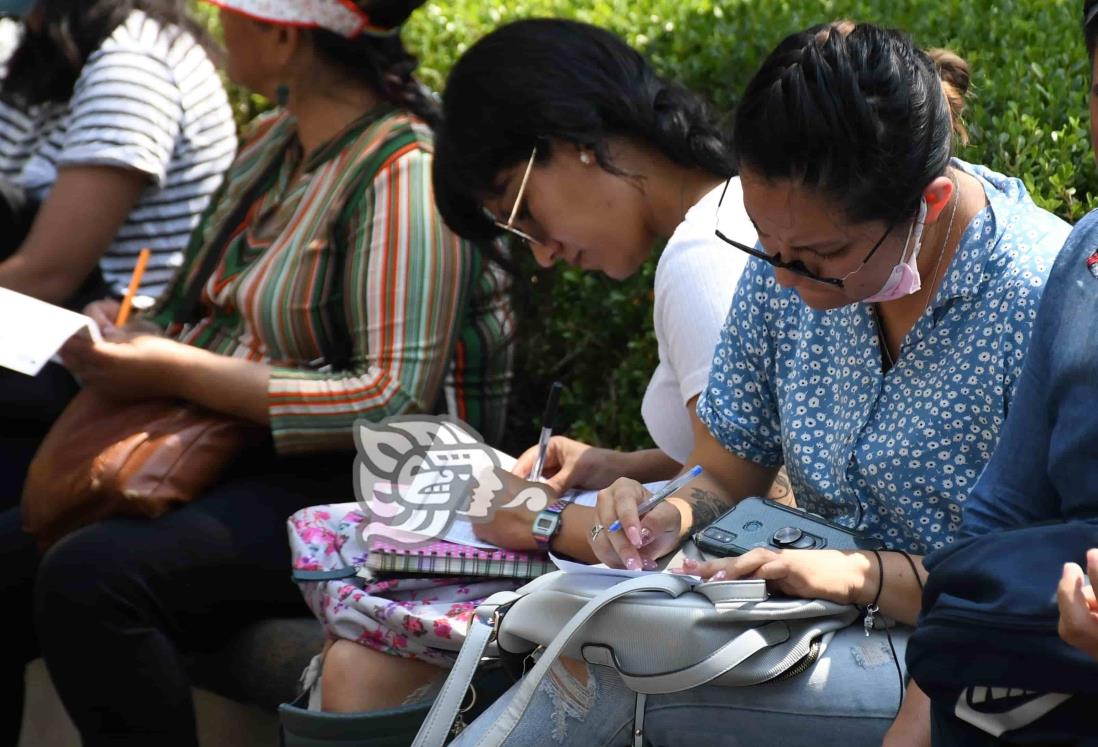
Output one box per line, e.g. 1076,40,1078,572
697,160,1070,553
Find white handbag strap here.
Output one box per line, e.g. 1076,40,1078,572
472,574,702,746
412,588,522,747
583,620,789,694
413,573,795,746
414,574,700,747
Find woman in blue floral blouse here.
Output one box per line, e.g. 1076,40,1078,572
453,20,1072,747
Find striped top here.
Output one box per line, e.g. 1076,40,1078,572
152,107,514,454
0,10,236,299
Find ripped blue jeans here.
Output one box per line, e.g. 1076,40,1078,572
451,625,909,746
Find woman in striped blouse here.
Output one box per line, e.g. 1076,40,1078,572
0,1,513,744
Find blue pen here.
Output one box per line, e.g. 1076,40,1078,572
608,465,704,533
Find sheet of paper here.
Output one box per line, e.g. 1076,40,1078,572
549,552,661,578
0,287,101,376
548,551,700,580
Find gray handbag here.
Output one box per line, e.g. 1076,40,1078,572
413,570,859,747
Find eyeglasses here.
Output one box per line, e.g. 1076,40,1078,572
486,146,543,246
713,178,897,289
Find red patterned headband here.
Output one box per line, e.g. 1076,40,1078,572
202,0,396,38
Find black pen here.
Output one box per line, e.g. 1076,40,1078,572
528,381,563,482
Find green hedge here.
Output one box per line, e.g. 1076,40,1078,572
196,0,1097,454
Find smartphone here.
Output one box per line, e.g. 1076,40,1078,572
694,497,884,557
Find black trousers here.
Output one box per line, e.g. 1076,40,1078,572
0,178,352,745
1,439,354,746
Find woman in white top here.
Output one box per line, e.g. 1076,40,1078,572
433,19,775,559
285,18,763,720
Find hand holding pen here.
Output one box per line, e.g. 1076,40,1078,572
608,466,703,532
528,381,563,482
589,467,704,571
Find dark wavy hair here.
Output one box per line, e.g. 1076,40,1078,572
432,18,735,242
1,0,214,107
305,0,438,128
733,21,971,225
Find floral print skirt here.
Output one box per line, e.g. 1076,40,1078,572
288,502,522,667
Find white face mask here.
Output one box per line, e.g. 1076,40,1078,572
863,199,928,303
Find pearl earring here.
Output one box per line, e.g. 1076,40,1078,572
579,151,592,165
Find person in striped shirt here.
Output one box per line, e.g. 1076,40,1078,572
0,0,237,497
0,0,236,306
0,1,513,744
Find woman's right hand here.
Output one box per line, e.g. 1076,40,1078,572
83,298,122,331
1058,548,1098,661
511,435,621,494
83,298,162,335
589,477,684,570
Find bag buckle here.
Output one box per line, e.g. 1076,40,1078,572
478,598,517,643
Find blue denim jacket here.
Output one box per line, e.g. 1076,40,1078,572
961,209,1098,536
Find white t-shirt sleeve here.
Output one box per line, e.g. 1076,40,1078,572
654,240,745,405
641,179,756,462
56,29,182,185
654,179,756,404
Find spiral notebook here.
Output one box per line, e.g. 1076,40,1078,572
363,539,553,580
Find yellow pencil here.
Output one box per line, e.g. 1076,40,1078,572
114,247,151,327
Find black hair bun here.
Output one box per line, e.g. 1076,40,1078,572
357,0,428,30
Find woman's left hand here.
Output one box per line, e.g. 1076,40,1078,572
59,328,193,400
680,548,868,604
472,505,538,551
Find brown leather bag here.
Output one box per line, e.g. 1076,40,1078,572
22,389,258,546
19,139,286,547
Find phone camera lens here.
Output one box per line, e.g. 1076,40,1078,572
702,527,737,545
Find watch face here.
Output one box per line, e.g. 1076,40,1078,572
532,510,562,548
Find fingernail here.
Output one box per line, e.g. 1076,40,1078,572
642,558,658,571
627,527,643,548
625,557,639,571
682,557,698,569
639,527,653,546
710,570,727,581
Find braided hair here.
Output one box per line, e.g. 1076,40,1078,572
732,21,971,225
432,18,735,242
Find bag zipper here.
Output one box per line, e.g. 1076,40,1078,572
771,638,822,682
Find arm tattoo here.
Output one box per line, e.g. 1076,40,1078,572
767,468,795,505
688,487,731,536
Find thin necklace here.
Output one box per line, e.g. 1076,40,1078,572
879,174,961,372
